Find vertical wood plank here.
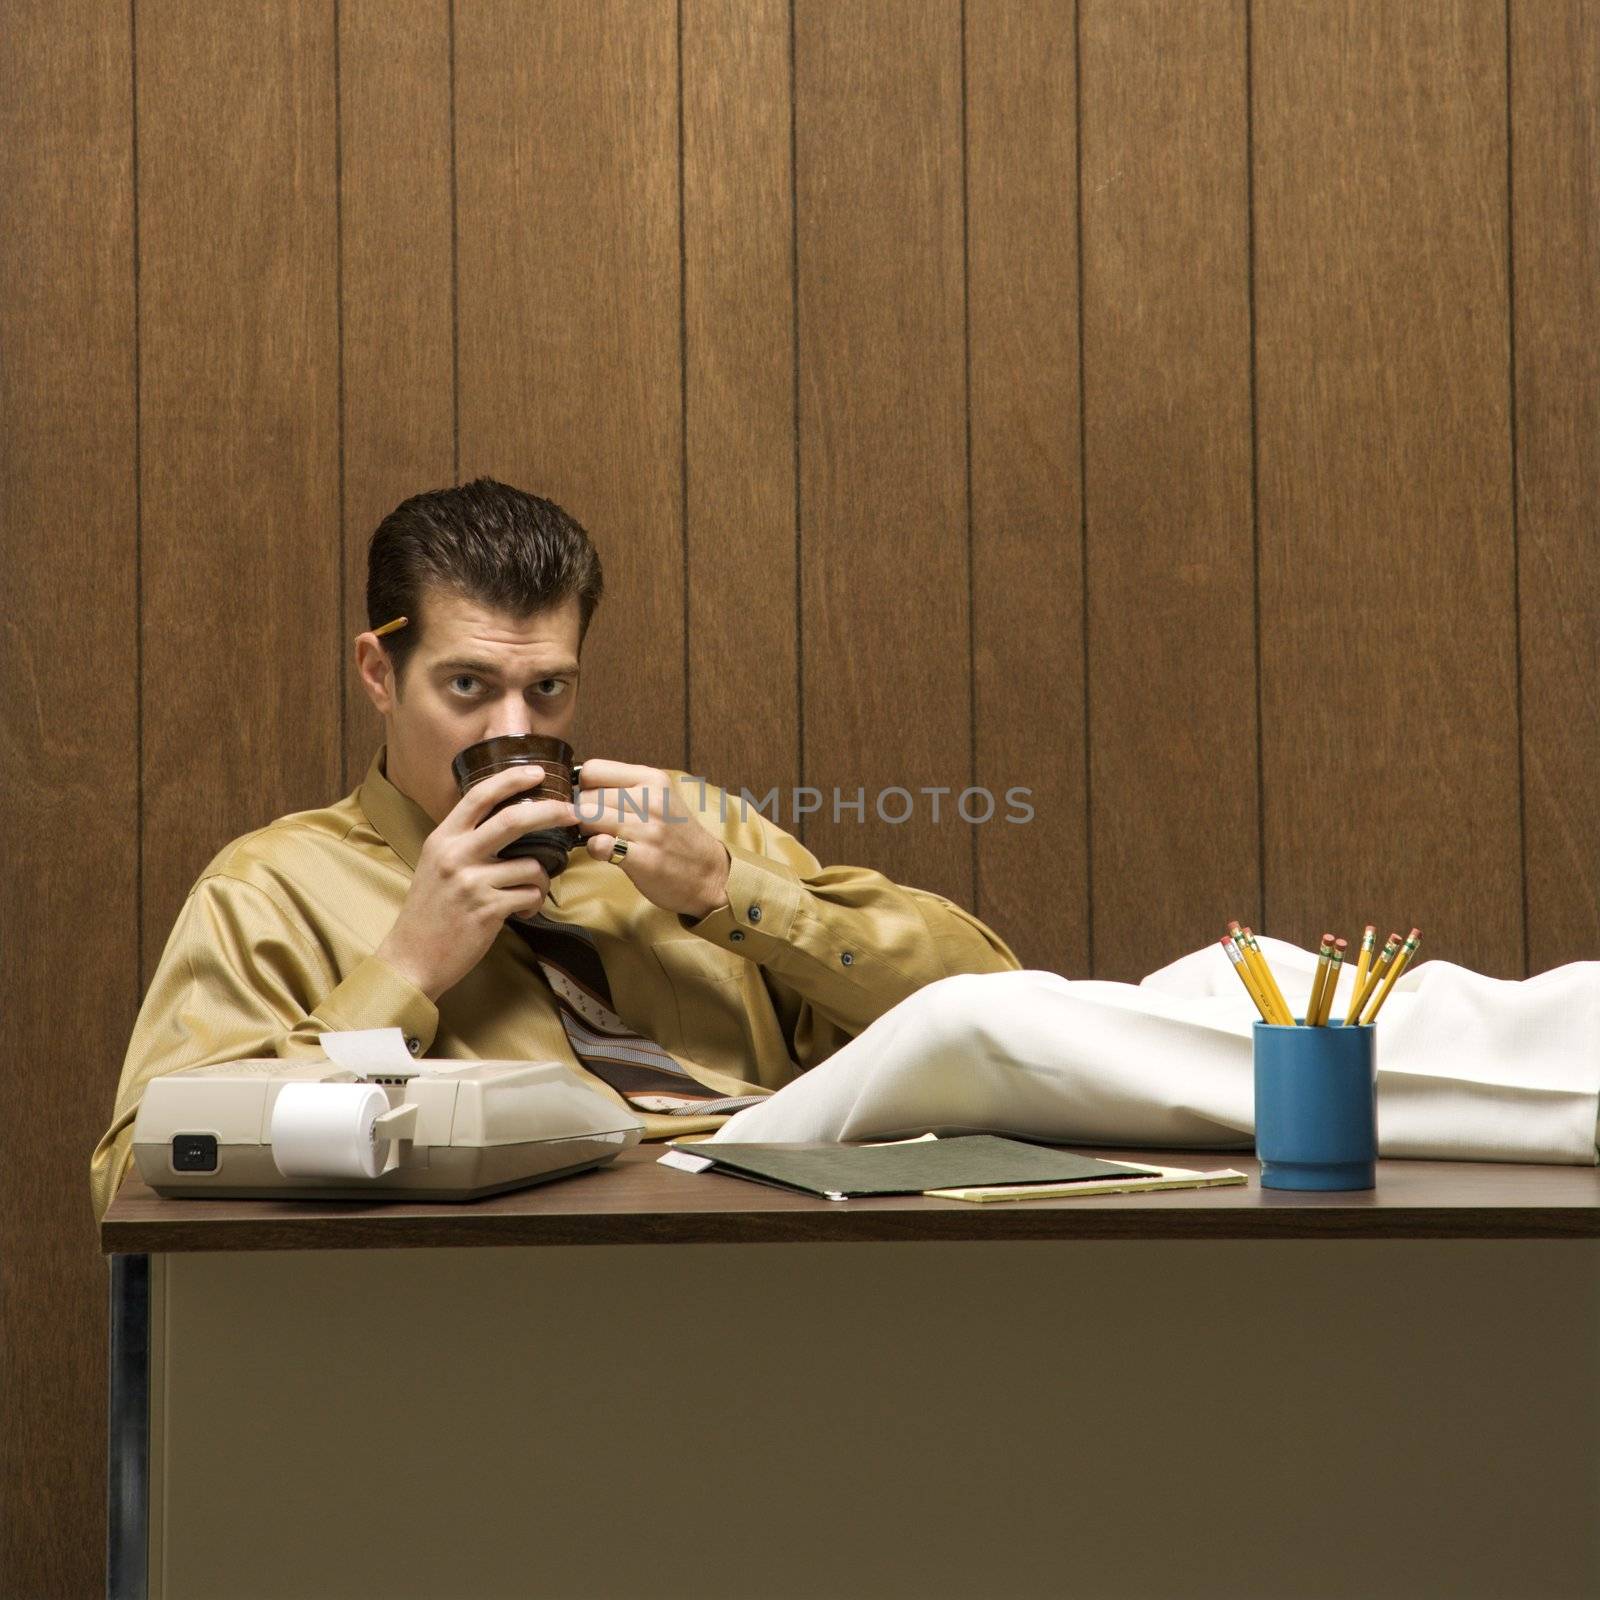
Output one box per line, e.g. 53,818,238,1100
966,0,1087,975
1080,0,1256,980
1253,0,1520,975
0,3,136,1591
138,0,342,971
681,0,799,803
794,0,970,902
455,0,684,770
1511,0,1599,974
339,0,457,791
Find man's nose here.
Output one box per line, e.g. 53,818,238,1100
487,698,537,739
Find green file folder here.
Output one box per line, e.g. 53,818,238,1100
664,1135,1165,1200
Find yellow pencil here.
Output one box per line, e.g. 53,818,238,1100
1344,925,1377,1024
372,615,409,638
1305,934,1335,1027
1363,927,1421,1023
1350,932,1401,1023
1222,936,1272,1022
1317,937,1347,1026
1240,926,1295,1025
1222,928,1260,1011
1226,922,1275,1019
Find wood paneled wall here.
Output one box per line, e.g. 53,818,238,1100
2,2,1594,1592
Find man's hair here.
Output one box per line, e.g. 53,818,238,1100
366,478,604,684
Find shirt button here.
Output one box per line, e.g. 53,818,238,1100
729,930,746,943
840,952,854,967
406,1036,421,1055
747,905,762,923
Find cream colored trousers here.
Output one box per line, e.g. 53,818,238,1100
711,938,1600,1165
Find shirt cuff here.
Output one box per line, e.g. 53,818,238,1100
307,953,440,1057
677,842,805,961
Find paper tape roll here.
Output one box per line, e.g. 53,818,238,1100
270,1083,392,1180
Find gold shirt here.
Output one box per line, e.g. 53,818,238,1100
90,749,1021,1220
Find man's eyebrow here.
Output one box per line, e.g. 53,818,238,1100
434,657,579,679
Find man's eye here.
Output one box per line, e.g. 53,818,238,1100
535,680,569,698
450,675,480,696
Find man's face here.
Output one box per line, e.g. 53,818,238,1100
360,584,584,825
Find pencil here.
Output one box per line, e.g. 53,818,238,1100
372,615,409,638
1305,934,1335,1027
1363,927,1421,1023
1350,932,1401,1023
1344,925,1377,1024
1222,936,1272,1022
1317,937,1347,1026
1241,926,1295,1025
1225,923,1271,1018
1227,923,1284,1023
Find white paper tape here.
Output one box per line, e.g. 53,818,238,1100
318,1027,416,1072
270,1083,393,1180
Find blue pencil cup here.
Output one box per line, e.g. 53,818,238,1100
1252,1019,1377,1191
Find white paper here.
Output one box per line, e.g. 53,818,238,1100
319,1027,417,1074
657,1149,714,1173
270,1082,393,1180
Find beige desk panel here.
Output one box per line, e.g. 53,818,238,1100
150,1240,1600,1599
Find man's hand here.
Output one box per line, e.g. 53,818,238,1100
575,759,731,920
375,763,576,1001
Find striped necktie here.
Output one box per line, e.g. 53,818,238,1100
509,913,768,1115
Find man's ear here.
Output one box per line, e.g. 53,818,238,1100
354,633,399,716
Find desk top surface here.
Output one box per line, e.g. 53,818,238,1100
100,1141,1600,1252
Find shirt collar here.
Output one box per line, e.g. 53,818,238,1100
358,746,436,873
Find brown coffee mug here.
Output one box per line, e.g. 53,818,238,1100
451,734,584,878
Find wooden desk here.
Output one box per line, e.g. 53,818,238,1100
103,1145,1600,1600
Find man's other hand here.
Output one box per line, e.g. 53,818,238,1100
375,763,573,1001
575,760,732,921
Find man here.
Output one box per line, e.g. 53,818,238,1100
90,478,1022,1221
